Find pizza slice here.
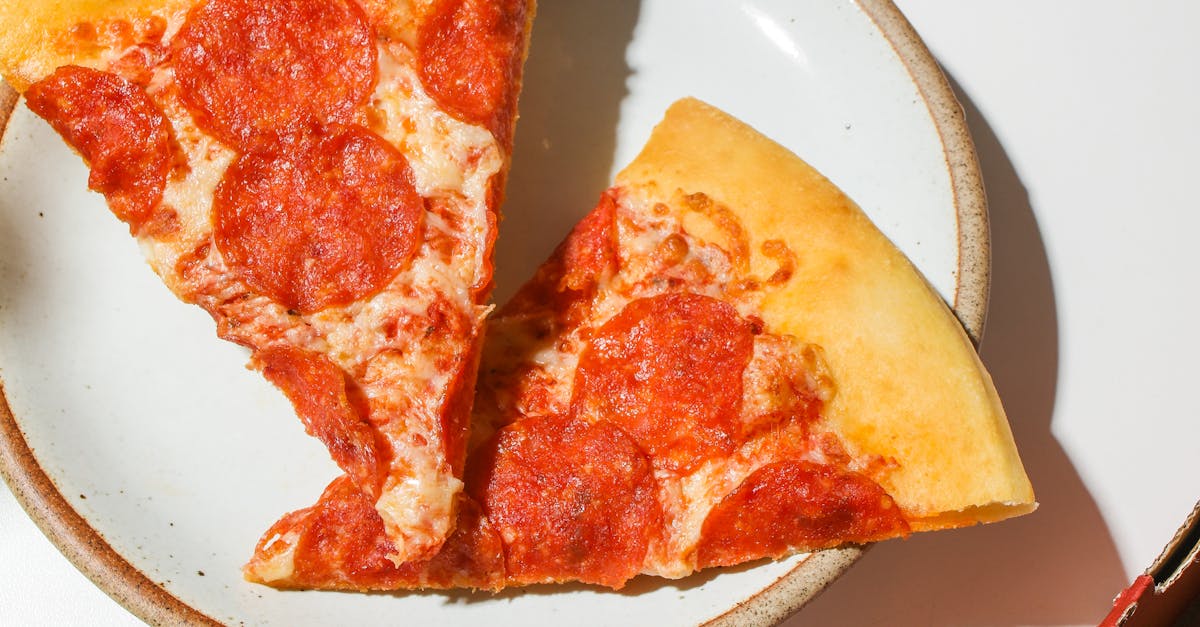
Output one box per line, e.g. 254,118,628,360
243,98,1035,590
0,0,535,562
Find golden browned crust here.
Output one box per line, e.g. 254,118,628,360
0,1,191,91
616,98,1035,528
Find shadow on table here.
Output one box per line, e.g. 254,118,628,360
492,0,642,304
791,75,1127,626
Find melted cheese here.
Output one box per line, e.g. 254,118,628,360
250,530,301,584
8,6,503,566
376,461,464,565
481,186,857,579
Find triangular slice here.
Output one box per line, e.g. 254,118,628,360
244,98,1034,590
0,0,535,562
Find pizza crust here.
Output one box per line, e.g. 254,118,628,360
615,98,1035,528
0,1,192,91
1,0,536,566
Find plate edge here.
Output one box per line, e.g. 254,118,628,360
857,0,991,344
0,85,219,627
701,547,865,627
721,1,992,624
0,389,220,626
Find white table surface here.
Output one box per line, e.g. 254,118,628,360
3,1,1198,625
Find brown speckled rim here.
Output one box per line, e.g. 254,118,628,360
858,0,991,343
0,385,220,626
0,1,988,624
0,83,219,627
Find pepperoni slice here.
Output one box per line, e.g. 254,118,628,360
571,292,755,473
214,125,423,313
696,460,910,569
469,414,661,588
250,476,504,590
172,0,377,149
500,190,618,322
257,345,387,497
417,0,531,148
401,494,505,590
24,66,172,232
254,476,393,588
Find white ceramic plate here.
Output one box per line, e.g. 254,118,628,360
0,1,986,625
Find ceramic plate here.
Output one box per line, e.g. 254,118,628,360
0,0,986,624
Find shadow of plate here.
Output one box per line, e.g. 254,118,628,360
789,72,1126,627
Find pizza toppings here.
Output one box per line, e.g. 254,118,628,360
500,191,619,321
172,0,377,150
273,476,398,588
417,0,531,148
256,345,387,498
249,476,504,590
213,125,424,313
695,460,909,568
571,292,755,473
556,191,620,294
9,0,987,588
469,415,662,588
437,335,483,477
6,0,544,589
246,174,918,590
398,495,506,590
24,65,173,232
242,169,928,589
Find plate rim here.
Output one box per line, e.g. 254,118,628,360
704,1,989,623
855,0,991,341
0,0,988,624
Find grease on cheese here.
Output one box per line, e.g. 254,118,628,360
376,464,465,565
481,186,883,579
22,13,504,561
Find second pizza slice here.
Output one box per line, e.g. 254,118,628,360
0,0,535,562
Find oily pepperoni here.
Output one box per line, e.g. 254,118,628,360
214,125,423,313
24,66,172,232
253,476,392,588
260,476,503,590
257,345,387,497
417,0,530,148
172,0,377,150
397,494,505,590
557,190,620,294
499,190,618,322
469,414,661,588
696,460,910,569
571,292,755,473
